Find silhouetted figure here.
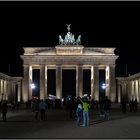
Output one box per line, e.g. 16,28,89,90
99,97,105,117
1,101,8,122
91,99,95,110
134,99,138,112
104,96,111,120
95,100,99,110
121,99,127,114
131,99,135,112
39,100,47,121
129,100,132,112
34,101,39,120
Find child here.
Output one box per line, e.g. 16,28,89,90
76,104,83,126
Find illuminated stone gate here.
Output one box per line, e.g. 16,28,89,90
21,25,118,102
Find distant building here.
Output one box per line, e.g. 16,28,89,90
117,73,140,103
0,72,22,102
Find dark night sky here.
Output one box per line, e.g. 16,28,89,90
0,1,140,78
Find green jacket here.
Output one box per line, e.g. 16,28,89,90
82,102,90,112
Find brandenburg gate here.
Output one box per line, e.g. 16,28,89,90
21,25,118,102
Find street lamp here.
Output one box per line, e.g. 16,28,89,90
101,83,106,89
31,83,36,89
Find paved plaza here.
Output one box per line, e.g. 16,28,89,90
0,104,140,139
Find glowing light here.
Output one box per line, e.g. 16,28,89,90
84,94,88,97
102,83,106,89
31,83,36,89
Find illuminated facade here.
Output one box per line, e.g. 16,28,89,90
21,25,118,102
21,45,118,102
117,73,140,103
0,72,22,102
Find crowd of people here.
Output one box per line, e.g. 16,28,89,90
0,95,139,126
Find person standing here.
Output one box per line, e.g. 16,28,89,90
76,104,83,126
104,96,111,120
34,100,39,120
1,101,8,122
39,100,47,121
79,97,90,127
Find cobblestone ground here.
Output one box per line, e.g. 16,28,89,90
0,105,140,138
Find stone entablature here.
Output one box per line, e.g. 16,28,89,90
21,55,117,66
23,46,116,56
117,73,140,83
21,46,118,66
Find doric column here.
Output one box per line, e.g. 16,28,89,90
138,79,140,103
0,79,3,100
133,80,136,99
11,83,15,101
40,65,45,100
29,66,33,100
131,81,134,100
91,66,94,99
0,80,1,100
4,81,8,101
13,83,16,102
22,65,29,102
45,65,48,99
1,79,4,100
135,80,139,102
106,65,116,102
122,83,126,100
94,66,99,101
6,81,10,101
117,84,121,103
0,79,1,97
3,80,6,100
17,82,21,102
105,66,110,98
76,65,83,97
127,81,131,101
56,65,62,99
